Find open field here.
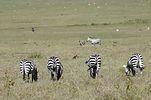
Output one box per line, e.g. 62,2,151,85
0,0,151,100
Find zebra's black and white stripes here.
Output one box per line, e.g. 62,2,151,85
47,56,63,81
20,59,38,82
85,54,102,78
123,53,144,76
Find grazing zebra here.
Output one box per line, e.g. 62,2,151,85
87,37,101,45
20,59,38,82
79,40,86,46
123,53,144,76
47,56,63,81
85,54,102,79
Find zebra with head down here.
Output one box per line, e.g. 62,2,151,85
47,56,63,81
85,54,102,79
123,53,144,76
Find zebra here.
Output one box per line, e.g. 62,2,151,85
123,53,144,76
47,56,63,81
20,59,38,82
85,54,102,79
87,37,101,45
79,40,86,46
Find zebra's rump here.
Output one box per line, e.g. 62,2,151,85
20,59,35,75
86,54,102,71
47,56,62,71
87,54,101,66
128,53,144,68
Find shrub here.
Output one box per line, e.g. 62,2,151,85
28,53,42,59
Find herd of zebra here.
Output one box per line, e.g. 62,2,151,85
20,52,144,82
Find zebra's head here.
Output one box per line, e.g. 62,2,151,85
32,67,38,82
123,65,129,75
139,67,144,74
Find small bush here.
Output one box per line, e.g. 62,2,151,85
28,53,42,59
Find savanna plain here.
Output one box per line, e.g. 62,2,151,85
0,0,151,100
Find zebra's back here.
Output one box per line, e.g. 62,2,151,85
47,56,62,70
20,59,35,75
128,53,144,68
87,54,101,66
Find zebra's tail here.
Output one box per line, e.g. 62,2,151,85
87,65,95,71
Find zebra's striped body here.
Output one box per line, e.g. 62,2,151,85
123,53,144,76
47,56,63,81
87,37,101,45
20,59,38,82
85,54,101,79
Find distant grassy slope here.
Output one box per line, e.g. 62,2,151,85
0,0,151,28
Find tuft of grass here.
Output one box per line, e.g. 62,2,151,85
48,44,51,47
4,70,14,100
28,53,42,59
144,84,151,96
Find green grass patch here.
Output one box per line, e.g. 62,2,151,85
28,53,43,59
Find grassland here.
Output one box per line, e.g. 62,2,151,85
0,0,151,100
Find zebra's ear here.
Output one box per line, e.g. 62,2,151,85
123,65,126,67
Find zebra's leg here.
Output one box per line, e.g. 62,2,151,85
32,76,33,82
131,68,136,76
32,72,34,82
54,72,57,81
51,72,54,80
90,68,93,78
27,73,30,82
60,68,63,78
